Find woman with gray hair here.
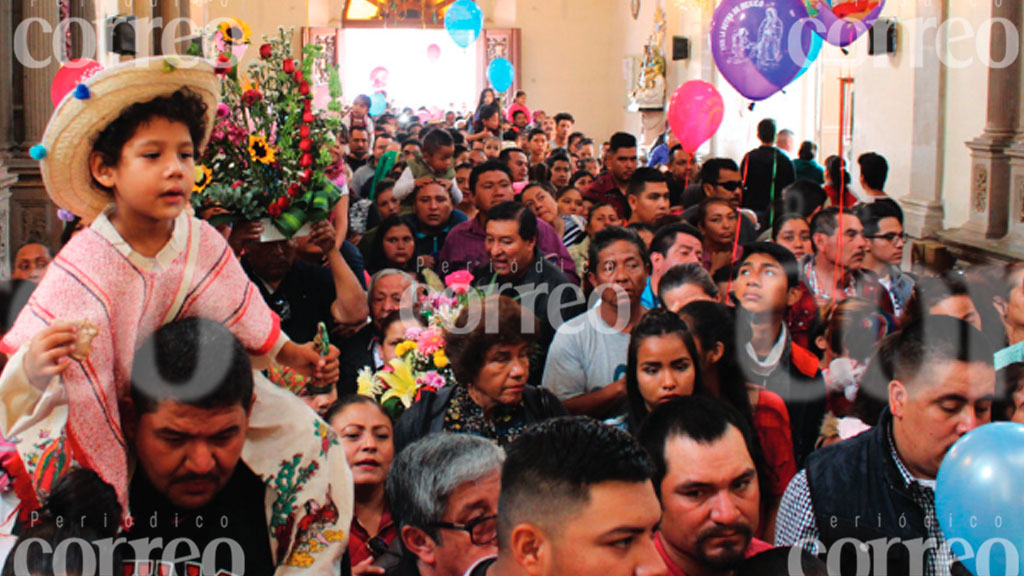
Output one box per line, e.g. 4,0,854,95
393,296,566,452
385,433,505,576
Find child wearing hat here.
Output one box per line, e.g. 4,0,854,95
0,57,351,572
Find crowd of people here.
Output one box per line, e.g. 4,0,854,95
0,61,1022,576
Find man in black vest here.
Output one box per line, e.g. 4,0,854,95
775,316,995,576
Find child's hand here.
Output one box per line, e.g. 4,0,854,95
277,341,340,385
24,323,77,390
413,177,435,189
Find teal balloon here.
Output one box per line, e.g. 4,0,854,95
370,93,386,117
793,32,823,82
936,422,1024,576
445,0,483,49
487,58,515,93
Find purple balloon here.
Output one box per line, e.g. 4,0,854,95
810,0,885,47
711,0,816,101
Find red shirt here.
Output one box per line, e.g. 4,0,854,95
348,505,398,567
584,172,629,220
753,388,798,498
655,532,774,576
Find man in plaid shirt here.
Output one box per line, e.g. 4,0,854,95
775,316,995,576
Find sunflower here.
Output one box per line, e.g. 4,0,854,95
193,164,212,194
248,135,277,164
218,18,251,45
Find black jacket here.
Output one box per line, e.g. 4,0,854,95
393,384,567,453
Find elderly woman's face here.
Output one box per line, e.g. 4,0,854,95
469,342,531,410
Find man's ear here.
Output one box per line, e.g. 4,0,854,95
89,151,116,189
787,285,802,308
401,526,436,565
510,523,547,576
993,297,1008,322
649,252,664,273
889,380,908,419
628,194,638,212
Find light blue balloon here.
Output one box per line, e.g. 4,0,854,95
487,58,515,93
370,92,387,117
793,32,823,82
445,0,483,49
936,422,1024,576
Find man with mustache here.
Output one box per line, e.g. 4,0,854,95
800,207,869,306
639,396,774,576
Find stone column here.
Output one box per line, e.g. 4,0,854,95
961,0,1021,238
0,0,14,153
902,0,948,239
1005,13,1024,247
21,0,60,144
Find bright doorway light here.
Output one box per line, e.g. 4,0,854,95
340,29,479,115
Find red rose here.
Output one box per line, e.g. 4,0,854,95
300,125,310,138
242,89,263,106
279,197,291,211
300,169,312,184
217,53,230,63
215,53,232,75
259,44,272,59
287,183,300,197
299,82,310,96
231,180,243,189
299,138,311,152
282,58,295,74
302,112,314,123
294,70,304,84
300,153,313,168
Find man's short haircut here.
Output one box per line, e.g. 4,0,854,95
488,201,538,243
810,206,861,241
499,416,652,548
699,158,740,186
455,162,473,173
757,118,777,145
627,222,656,237
577,137,595,149
388,433,505,543
858,198,904,237
738,242,800,289
402,138,422,150
553,112,575,125
130,318,254,415
782,180,828,219
588,226,650,276
650,222,703,257
353,94,372,107
470,160,514,193
658,263,719,303
608,132,638,152
512,109,527,120
368,268,417,303
527,127,547,141
858,152,889,191
545,150,570,166
798,141,817,161
638,396,766,500
350,124,369,138
421,127,454,156
889,316,994,390
627,167,667,197
498,147,527,165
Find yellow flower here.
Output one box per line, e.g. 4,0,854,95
394,340,418,358
193,164,212,194
379,357,418,408
218,18,251,45
433,349,449,369
356,367,378,397
249,135,276,164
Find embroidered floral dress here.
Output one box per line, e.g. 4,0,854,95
442,384,531,448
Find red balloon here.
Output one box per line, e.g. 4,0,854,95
668,80,724,154
51,59,103,108
369,66,389,89
427,44,441,62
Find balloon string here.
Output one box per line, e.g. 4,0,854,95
835,77,848,302
769,151,778,229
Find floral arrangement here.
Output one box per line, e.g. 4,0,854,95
357,324,456,420
357,271,491,419
191,22,343,238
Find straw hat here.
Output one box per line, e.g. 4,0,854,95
33,56,221,220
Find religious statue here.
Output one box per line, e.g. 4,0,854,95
629,7,667,110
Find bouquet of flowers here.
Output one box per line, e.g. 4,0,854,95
357,324,457,420
191,22,343,238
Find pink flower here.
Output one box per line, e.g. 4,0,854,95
445,270,474,294
416,328,445,356
216,103,230,118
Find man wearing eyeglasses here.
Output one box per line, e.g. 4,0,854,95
860,200,914,319
681,158,757,244
386,433,504,576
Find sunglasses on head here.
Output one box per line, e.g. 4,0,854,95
716,180,742,192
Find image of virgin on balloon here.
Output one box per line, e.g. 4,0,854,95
711,0,818,101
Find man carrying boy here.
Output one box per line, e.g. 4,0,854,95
394,129,463,205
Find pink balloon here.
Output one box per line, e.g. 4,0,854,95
51,59,103,108
668,80,724,154
370,66,389,89
427,44,441,62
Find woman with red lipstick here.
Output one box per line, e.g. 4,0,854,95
623,308,703,435
393,296,567,452
328,395,397,575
